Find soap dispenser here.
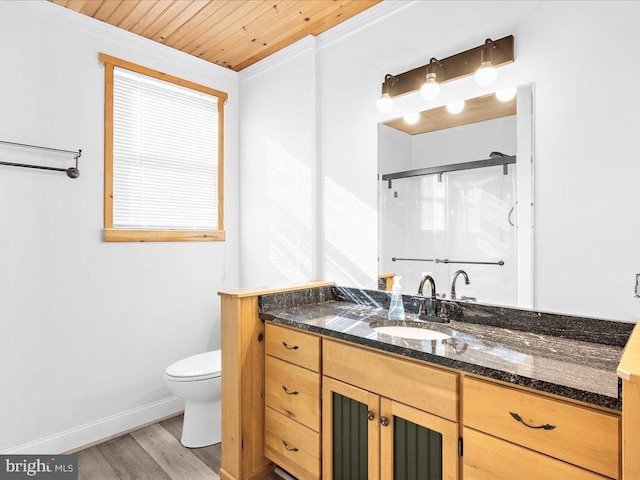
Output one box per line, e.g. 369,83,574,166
388,275,406,320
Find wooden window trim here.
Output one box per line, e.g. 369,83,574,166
100,53,227,243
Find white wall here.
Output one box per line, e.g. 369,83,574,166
410,116,517,169
0,2,239,452
378,124,411,175
239,39,317,287
241,0,640,322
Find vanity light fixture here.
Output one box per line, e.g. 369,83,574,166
420,58,443,101
475,39,498,86
376,74,397,113
376,36,514,107
496,86,517,102
446,101,465,114
403,112,420,125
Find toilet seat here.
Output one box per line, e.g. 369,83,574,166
165,350,221,382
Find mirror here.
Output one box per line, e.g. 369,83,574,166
378,84,533,308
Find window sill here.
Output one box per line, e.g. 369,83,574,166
104,229,225,242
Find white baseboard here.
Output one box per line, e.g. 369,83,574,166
1,396,184,455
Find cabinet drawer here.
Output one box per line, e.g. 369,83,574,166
265,355,320,431
265,323,321,372
265,407,320,480
463,428,609,480
463,377,620,479
323,339,458,421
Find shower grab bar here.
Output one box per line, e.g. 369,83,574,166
392,257,504,266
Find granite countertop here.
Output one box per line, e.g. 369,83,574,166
259,287,634,410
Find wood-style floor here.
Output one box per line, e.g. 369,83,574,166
77,414,281,480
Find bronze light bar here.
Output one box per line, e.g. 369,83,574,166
380,35,515,99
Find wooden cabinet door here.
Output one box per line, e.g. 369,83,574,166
380,398,459,480
322,377,380,480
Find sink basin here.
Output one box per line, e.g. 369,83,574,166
372,325,451,341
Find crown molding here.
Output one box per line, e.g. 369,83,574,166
239,35,316,83
316,0,417,50
5,0,237,84
239,0,414,82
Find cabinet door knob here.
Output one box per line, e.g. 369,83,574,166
367,410,375,421
282,341,299,350
282,385,299,395
282,440,299,452
509,412,556,430
380,416,389,427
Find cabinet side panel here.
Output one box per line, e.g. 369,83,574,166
221,294,242,479
622,380,640,479
240,296,269,477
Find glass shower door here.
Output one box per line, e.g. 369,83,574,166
443,164,517,305
379,163,517,305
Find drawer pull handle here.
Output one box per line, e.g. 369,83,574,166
282,385,299,395
282,341,299,350
367,410,375,421
282,440,299,452
509,412,556,430
380,416,389,427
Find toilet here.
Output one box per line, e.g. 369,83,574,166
164,350,222,448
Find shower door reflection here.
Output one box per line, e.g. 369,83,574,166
379,164,517,305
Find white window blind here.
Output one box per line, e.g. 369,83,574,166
112,67,219,230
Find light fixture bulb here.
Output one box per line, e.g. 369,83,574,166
496,86,517,102
446,101,465,115
403,112,420,125
475,62,497,86
376,93,394,113
420,73,440,100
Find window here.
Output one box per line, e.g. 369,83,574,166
100,53,227,242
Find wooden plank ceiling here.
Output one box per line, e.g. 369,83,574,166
50,0,380,71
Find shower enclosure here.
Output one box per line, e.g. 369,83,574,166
379,157,517,306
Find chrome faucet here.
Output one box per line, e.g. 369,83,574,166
416,273,438,318
450,270,470,300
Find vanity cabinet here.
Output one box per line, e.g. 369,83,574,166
322,339,459,480
463,377,620,479
261,320,622,480
264,324,322,480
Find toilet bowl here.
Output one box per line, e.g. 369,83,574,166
164,350,221,448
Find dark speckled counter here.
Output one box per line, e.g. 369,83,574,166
259,286,635,411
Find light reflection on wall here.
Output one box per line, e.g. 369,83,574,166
324,177,377,287
268,224,312,282
265,139,313,282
